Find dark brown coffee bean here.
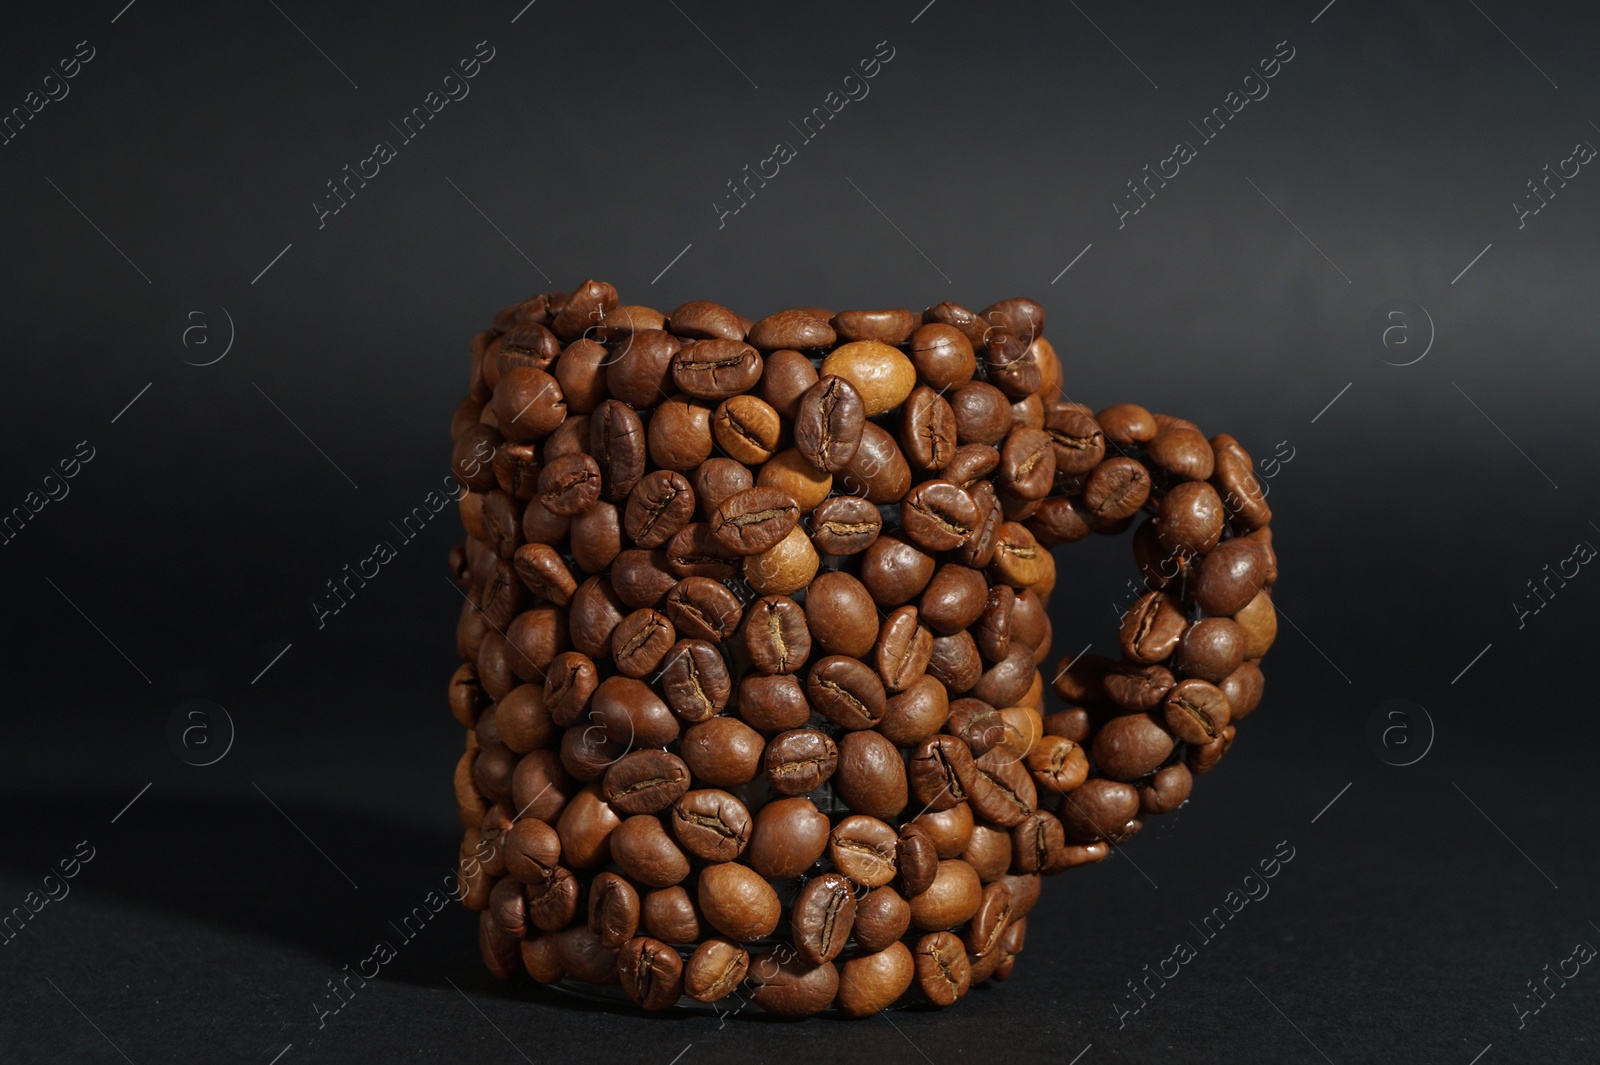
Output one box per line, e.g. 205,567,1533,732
541,413,589,461
901,480,979,551
1103,662,1176,711
950,382,1013,446
639,885,697,942
608,548,675,610
809,495,882,556
521,495,571,547
997,427,1055,501
909,859,983,931
621,470,694,548
679,716,763,786
550,279,618,341
569,501,622,575
513,543,577,606
838,942,916,1018
590,675,680,747
1058,778,1141,841
747,797,830,878
899,385,958,471
1155,480,1225,556
854,887,911,952
568,576,623,659
603,750,691,815
1139,761,1193,814
503,817,561,883
974,584,1015,664
493,367,567,441
505,606,566,681
1092,712,1176,781
835,730,908,819
1164,677,1233,744
665,523,739,580
914,803,975,859
1218,660,1265,721
586,399,645,502
793,872,856,965
1186,724,1236,775
927,630,983,693
1094,402,1155,445
736,671,810,732
690,458,753,521
617,935,683,1010
713,394,781,464
960,879,1014,960
664,577,742,642
1234,589,1278,658
452,424,502,493
657,639,730,722
647,396,714,472
610,814,690,887
915,930,971,1006
525,865,581,931
803,570,879,657
667,300,744,340
510,750,570,825
1042,405,1105,475
760,348,819,420
837,421,912,504
807,656,886,730
1083,457,1151,521
1148,427,1215,481
942,443,999,488
748,308,836,350
825,307,914,345
794,375,865,474
610,608,675,678
1212,435,1272,529
481,490,524,560
496,324,562,378
489,440,539,501
709,486,800,556
1118,591,1187,664
670,788,752,861
589,872,640,948
764,728,838,795
548,924,620,985
969,748,1037,827
877,675,949,747
922,300,989,347
920,563,989,635
819,814,893,888
476,558,527,632
1176,617,1245,683
875,605,933,693
534,452,599,516
955,480,1003,568
1026,735,1089,795
909,323,976,391
743,595,810,674
989,521,1052,588
1194,537,1266,617
685,937,749,1002
748,952,839,1018
910,735,978,811
607,330,680,409
670,338,762,400
946,698,1006,756
860,534,935,607
698,862,781,942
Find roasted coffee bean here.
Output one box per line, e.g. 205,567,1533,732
1234,589,1278,658
672,338,762,399
535,452,600,516
909,859,983,931
550,279,618,341
496,683,556,753
975,584,1015,663
828,814,899,887
909,323,977,391
1148,426,1215,481
835,730,908,819
736,671,811,731
901,480,979,551
525,865,581,931
821,340,916,417
1176,617,1245,683
989,521,1052,588
589,872,640,948
610,548,678,609
1043,405,1106,475
950,381,1013,446
657,639,730,722
623,470,695,548
1096,402,1157,445
1139,761,1193,814
698,861,781,942
664,577,742,642
910,735,978,811
647,396,714,472
838,942,916,1019
556,785,621,868
900,385,958,471
1026,734,1089,795
998,427,1055,500
493,367,567,441
476,558,527,631
1118,591,1187,664
511,750,570,824
1219,660,1265,721
514,543,578,606
897,823,940,896
1186,724,1236,775
617,935,684,1010
1212,437,1272,529
638,887,698,942
743,594,811,674
946,697,1006,756
879,675,950,747
450,662,488,728
481,490,524,560
521,495,571,546
808,656,887,729
876,606,933,693
764,728,838,795
610,608,675,677
570,501,622,575
810,495,882,555
549,924,620,985
670,789,752,861
680,716,763,786
758,449,832,518
922,300,989,348
1155,480,1225,556
793,872,856,965
745,521,821,595
668,299,744,340
1164,678,1232,744
598,303,664,339
969,748,1037,827
920,563,990,635
1103,662,1176,711
748,308,836,350
685,938,750,1002
915,930,972,1006
838,422,912,504
1194,537,1266,616
588,399,646,501
503,817,562,882
747,796,831,878
1092,712,1176,781
1083,457,1152,521
956,480,1003,568
710,486,800,556
794,375,865,473
832,307,918,345
665,523,739,580
505,606,566,681
860,534,935,607
749,952,839,1018
1058,778,1141,841
554,338,611,415
853,887,912,953
603,750,691,815
800,571,876,657
914,802,975,859
960,879,1014,959
560,723,625,784
690,458,753,520
590,675,679,747
541,414,589,460
944,443,1000,487
607,330,680,409
927,630,983,693
713,394,781,464
610,814,690,887
761,348,820,420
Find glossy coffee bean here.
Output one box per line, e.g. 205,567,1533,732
747,796,830,878
880,675,950,746
743,594,810,674
610,549,677,610
854,887,912,952
748,308,835,351
760,348,819,420
610,814,689,887
910,735,977,811
1084,457,1152,521
555,786,619,868
810,495,882,555
640,885,701,944
749,953,839,1018
1186,724,1236,775
672,338,762,399
603,749,690,815
743,525,820,595
589,400,647,502
794,375,865,473
793,872,856,965
1058,778,1141,841
664,577,742,642
685,938,749,1002
569,502,622,575
1164,678,1233,744
698,861,781,942
1103,662,1176,711
665,523,738,580
623,470,695,548
898,823,941,896
588,872,640,948
821,340,916,417
914,802,975,859
860,534,935,607
590,675,679,747
668,299,744,340
808,656,887,729
1092,712,1176,781
1194,537,1266,616
764,728,839,795
901,385,958,471
828,814,898,887
670,788,751,861
1118,591,1186,664
837,942,916,1018
946,697,1006,756
1155,480,1225,555
875,606,933,693
736,671,810,732
909,323,976,390
1234,589,1278,658
610,608,675,677
1026,734,1090,795
617,935,684,1010
838,421,912,504
998,427,1055,501
536,452,600,516
515,544,578,606
920,563,990,635
833,307,918,345
679,716,763,786
915,930,972,1006
1219,660,1265,721
657,639,730,722
901,480,979,551
1176,617,1245,683
710,486,800,556
835,730,908,819
927,630,983,693
713,394,781,464
969,748,1037,828
760,447,834,513
1139,761,1193,814
608,330,679,409
493,367,567,440
909,860,983,930
950,382,1013,445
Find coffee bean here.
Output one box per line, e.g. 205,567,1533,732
880,675,950,747
920,563,990,635
667,300,745,341
989,522,1053,588
949,382,1012,446
1212,436,1271,529
550,279,618,341
955,480,1003,568
757,448,832,513
998,427,1056,501
897,823,940,896
808,656,887,730
608,330,680,409
838,422,911,504
1194,537,1266,616
679,716,763,786
1091,711,1175,781
793,872,856,965
909,323,977,391
493,367,567,440
736,671,810,732
764,728,838,795
514,544,578,606
969,748,1037,827
548,924,620,985
899,385,958,471
697,861,781,942
748,952,839,1018
747,796,830,878
1186,724,1236,775
829,814,899,887
611,814,690,887
875,605,933,693
1148,427,1215,481
1176,617,1245,682
657,638,730,722
510,750,570,824
821,340,916,416
622,470,695,548
742,594,809,674
1138,761,1193,814
567,576,622,659
1103,662,1176,711
975,584,1015,664
637,885,698,941
835,730,908,819
664,577,743,642
713,394,781,464
946,697,1006,755
743,525,820,596
569,501,623,575
1233,589,1278,658
1084,457,1152,521
690,457,754,520
617,935,684,1010
610,608,675,677
837,942,915,1018
860,534,935,607
665,523,739,581
927,630,983,693
854,887,912,952
1218,660,1265,721
588,872,640,948
832,307,918,345
535,452,600,516
710,486,800,556
909,859,983,931
914,802,975,859
588,400,646,502
603,749,691,815
647,396,714,472
1155,480,1225,555
670,788,752,861
672,338,762,399
914,930,971,1006
1118,591,1186,664
810,495,882,555
1057,778,1141,841
684,937,749,1002
590,675,679,747
760,348,820,420
503,817,561,882
1163,677,1232,744
792,375,865,474
910,734,978,811
748,308,836,351
902,480,979,552
1025,735,1089,795
944,443,1000,487
610,548,678,609
525,865,581,931
555,785,620,868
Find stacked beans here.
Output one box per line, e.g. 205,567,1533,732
447,280,1278,1018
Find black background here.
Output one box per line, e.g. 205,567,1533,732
3,0,1597,1062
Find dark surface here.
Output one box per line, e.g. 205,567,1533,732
2,0,1597,1061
